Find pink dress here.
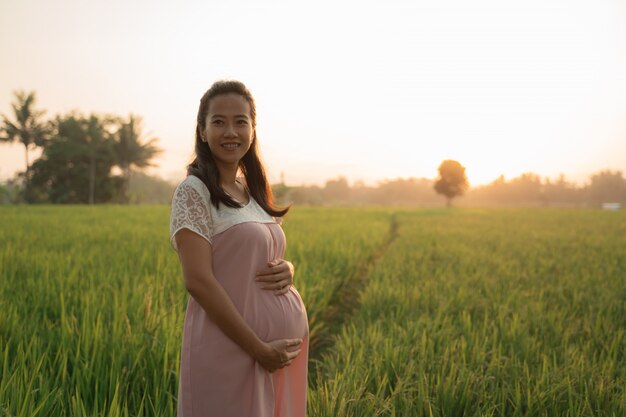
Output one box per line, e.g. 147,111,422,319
169,175,309,417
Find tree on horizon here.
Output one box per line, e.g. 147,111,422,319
28,113,123,204
434,159,469,208
586,169,626,205
112,114,162,204
0,90,52,196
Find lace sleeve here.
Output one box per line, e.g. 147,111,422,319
169,180,213,251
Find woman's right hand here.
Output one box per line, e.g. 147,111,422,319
254,338,303,373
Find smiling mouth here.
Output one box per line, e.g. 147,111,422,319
221,143,241,149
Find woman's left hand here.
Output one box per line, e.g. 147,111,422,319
255,259,294,295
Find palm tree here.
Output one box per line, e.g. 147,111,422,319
84,114,118,205
0,90,51,183
113,114,162,203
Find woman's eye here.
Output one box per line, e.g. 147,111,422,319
237,120,248,125
212,120,223,125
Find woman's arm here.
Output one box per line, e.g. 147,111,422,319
174,228,302,372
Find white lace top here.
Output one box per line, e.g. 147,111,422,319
169,175,277,251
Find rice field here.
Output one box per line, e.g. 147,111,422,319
0,206,624,416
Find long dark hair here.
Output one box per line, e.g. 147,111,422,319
187,80,289,217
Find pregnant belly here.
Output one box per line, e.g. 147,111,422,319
250,286,308,342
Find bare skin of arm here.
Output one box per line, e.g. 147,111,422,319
175,228,302,373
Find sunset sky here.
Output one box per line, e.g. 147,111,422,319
1,0,625,187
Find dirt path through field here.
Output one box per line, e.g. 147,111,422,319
308,212,399,378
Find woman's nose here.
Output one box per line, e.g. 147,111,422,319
224,123,237,137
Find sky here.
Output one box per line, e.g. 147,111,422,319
1,0,625,187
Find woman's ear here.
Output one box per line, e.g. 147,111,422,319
197,126,206,142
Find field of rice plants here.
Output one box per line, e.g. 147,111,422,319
309,209,626,417
1,206,624,416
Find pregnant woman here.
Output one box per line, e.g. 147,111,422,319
169,80,309,417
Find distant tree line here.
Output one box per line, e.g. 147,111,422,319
2,91,624,207
0,90,162,204
464,171,626,207
273,170,626,208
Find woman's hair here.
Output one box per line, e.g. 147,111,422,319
187,80,290,217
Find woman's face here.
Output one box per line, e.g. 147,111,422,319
202,93,254,167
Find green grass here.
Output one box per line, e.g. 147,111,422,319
1,206,624,416
308,208,626,416
1,206,181,416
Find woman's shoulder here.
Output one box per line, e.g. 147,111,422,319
177,174,207,191
174,175,211,203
